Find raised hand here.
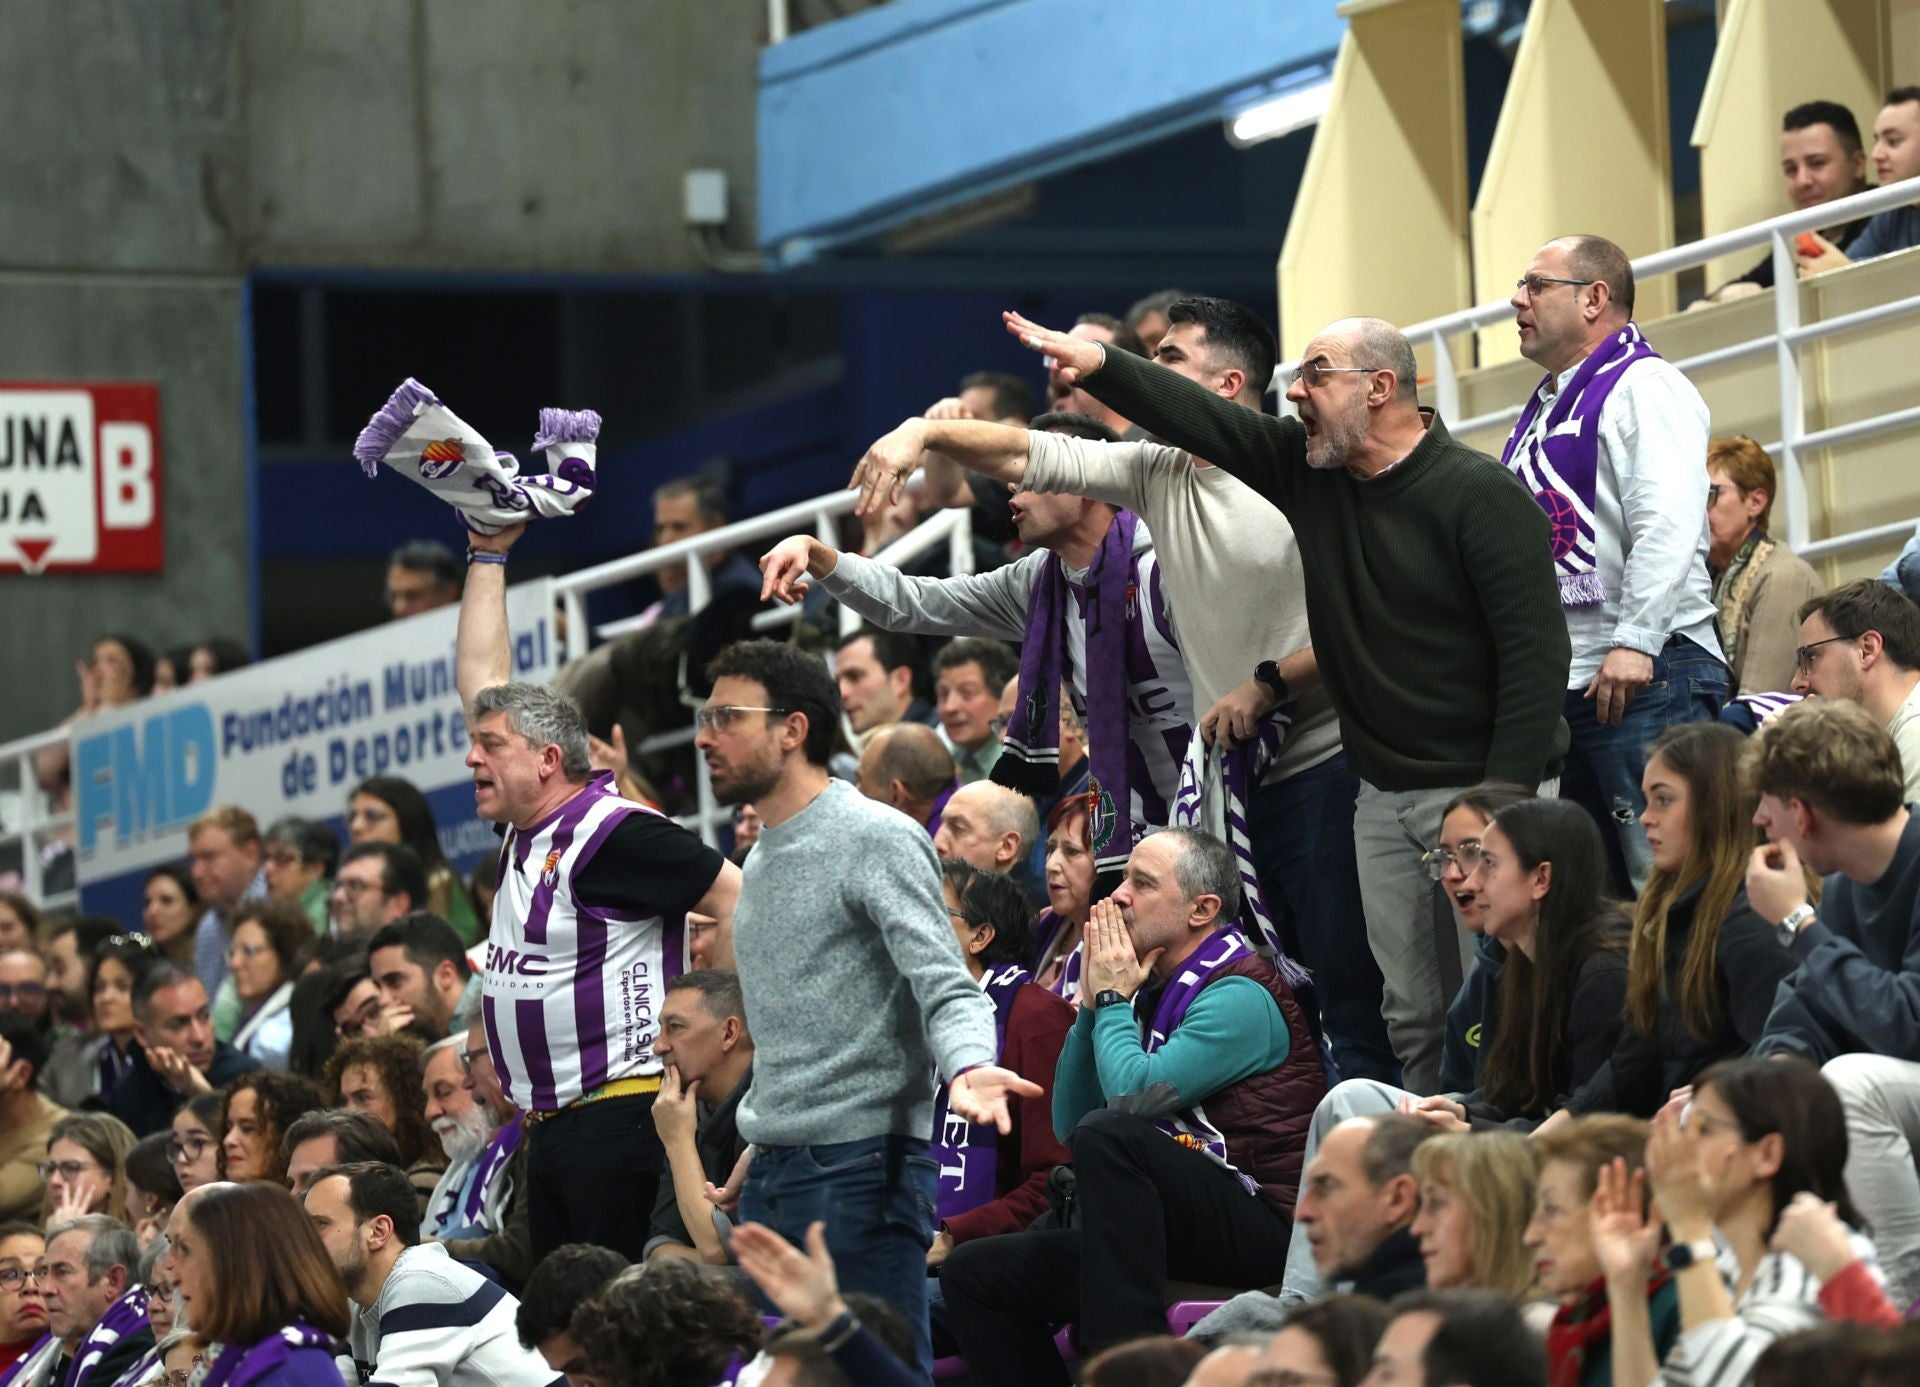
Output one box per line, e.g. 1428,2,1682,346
1589,1157,1661,1286
759,535,818,605
1082,897,1157,1000
52,1173,102,1225
1645,1106,1722,1233
467,519,526,555
1770,1191,1857,1281
1002,311,1105,384
846,419,930,517
947,1065,1043,1136
733,1220,845,1331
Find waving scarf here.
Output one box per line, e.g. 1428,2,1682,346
198,1323,344,1387
61,1287,147,1387
1500,324,1661,607
930,965,1031,1221
1139,928,1263,1194
354,379,601,536
994,510,1143,885
0,1335,55,1387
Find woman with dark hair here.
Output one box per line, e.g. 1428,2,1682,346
124,1130,185,1246
568,1260,764,1387
226,901,311,1072
1592,1057,1883,1387
1592,724,1799,1117
1031,795,1095,1001
1256,1294,1391,1387
168,1093,225,1194
186,639,250,683
324,1034,446,1213
217,1073,327,1186
165,1182,350,1385
346,776,480,943
140,866,200,970
1431,782,1536,1094
89,933,162,1104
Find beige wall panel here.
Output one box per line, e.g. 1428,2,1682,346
1471,0,1675,366
1278,0,1471,378
1692,0,1889,295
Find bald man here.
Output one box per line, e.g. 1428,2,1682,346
855,722,957,831
994,306,1570,1094
931,781,1039,876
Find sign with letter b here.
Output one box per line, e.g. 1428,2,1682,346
0,382,163,574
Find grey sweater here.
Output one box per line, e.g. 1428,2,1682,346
733,779,998,1146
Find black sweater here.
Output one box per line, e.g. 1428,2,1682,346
1464,944,1629,1131
1081,346,1570,790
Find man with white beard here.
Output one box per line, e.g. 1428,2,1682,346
418,1036,527,1287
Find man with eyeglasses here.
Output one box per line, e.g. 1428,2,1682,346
34,1215,152,1387
996,306,1570,1096
1790,579,1920,799
454,518,743,1264
427,1020,532,1289
0,952,50,1029
0,1016,66,1223
107,963,259,1138
330,843,427,937
1503,235,1727,897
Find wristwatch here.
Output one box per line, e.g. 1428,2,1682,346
1253,659,1290,703
1776,903,1817,948
1661,1239,1719,1272
1093,989,1130,1010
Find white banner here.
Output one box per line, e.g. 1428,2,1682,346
73,578,556,904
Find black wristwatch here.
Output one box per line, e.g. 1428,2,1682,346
1253,659,1289,702
1093,989,1130,1010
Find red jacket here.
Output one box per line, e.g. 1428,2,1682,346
943,983,1075,1244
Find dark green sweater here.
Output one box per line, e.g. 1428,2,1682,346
1084,346,1569,790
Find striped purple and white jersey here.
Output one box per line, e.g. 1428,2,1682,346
483,775,685,1112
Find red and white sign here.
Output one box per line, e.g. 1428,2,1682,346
0,382,163,574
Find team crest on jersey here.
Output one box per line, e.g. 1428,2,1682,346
1086,778,1119,854
541,849,561,886
419,438,467,480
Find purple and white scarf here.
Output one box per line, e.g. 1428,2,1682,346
60,1287,147,1387
0,1335,54,1387
1139,928,1263,1195
1500,325,1661,607
1030,913,1084,1003
931,965,1031,1221
354,379,601,537
198,1322,343,1387
461,1112,525,1226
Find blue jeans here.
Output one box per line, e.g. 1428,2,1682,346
1250,753,1401,1086
741,1135,938,1380
1561,636,1729,893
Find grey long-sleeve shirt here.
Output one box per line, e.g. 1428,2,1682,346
733,779,997,1146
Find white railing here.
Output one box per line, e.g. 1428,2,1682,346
1388,177,1920,561
0,727,77,912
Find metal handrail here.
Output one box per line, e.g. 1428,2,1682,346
0,726,78,911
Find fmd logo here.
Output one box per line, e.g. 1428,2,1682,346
74,706,217,854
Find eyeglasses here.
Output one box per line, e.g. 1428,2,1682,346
166,1134,213,1165
1293,359,1384,388
694,705,791,734
1514,274,1595,297
0,981,46,1003
0,1266,45,1289
337,996,383,1038
1419,842,1486,880
38,1159,99,1182
225,941,272,961
1794,634,1853,672
162,1356,206,1387
458,1045,492,1075
1705,484,1724,506
104,932,153,951
330,878,380,898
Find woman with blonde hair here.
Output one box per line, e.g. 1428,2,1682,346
42,1112,139,1227
1705,435,1820,694
1407,1131,1539,1299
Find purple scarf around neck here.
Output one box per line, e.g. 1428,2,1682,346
1499,324,1661,608
61,1288,147,1387
198,1323,342,1387
994,510,1140,884
0,1335,52,1387
460,1113,525,1226
1138,928,1263,1194
931,965,1030,1220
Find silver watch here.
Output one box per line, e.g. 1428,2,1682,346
1777,903,1816,947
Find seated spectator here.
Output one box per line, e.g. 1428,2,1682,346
932,781,1040,878
853,723,957,831
0,1014,63,1223
0,1222,49,1375
512,1242,629,1379
1297,1115,1436,1303
932,637,1019,784
1595,1057,1875,1386
1252,1294,1389,1387
330,843,428,938
88,934,162,1108
185,805,267,1042
1368,1288,1548,1387
644,971,753,1267
1526,1114,1677,1387
1032,794,1097,1001
733,1220,923,1387
138,868,200,971
645,475,754,624
111,963,259,1139
928,864,1073,1265
1752,1322,1885,1387
940,828,1326,1383
185,637,249,682
302,1162,555,1385
226,902,309,1072
43,1113,138,1226
419,1038,509,1239
122,1134,180,1247
282,1109,402,1197
164,1094,223,1196
366,914,473,1042
106,1236,173,1386
348,779,481,945
0,895,36,954
325,1035,446,1211
959,368,1037,427
218,1072,327,1186
1791,579,1920,797
384,539,461,620
263,818,339,935
1432,784,1536,1095
566,1259,764,1387
39,918,119,1110
327,968,383,1043
1707,437,1823,695
1769,1190,1903,1329
1406,1133,1536,1299
37,1215,151,1387
1799,87,1920,272
0,950,49,1031
434,1016,530,1289
1080,1336,1205,1386
835,627,937,749
1702,101,1872,300
1126,289,1190,357
162,1181,349,1384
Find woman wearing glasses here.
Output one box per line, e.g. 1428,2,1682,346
1705,436,1820,697
0,1222,50,1384
40,1112,138,1226
166,1094,224,1195
89,935,160,1106
225,902,310,1073
1428,783,1535,1095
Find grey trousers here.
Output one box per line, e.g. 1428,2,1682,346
1824,1052,1920,1308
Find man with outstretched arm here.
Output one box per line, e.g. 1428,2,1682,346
453,520,741,1264
993,307,1571,1095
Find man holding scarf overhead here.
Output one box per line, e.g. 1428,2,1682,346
1502,236,1728,892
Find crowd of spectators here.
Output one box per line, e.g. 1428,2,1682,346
4,82,1920,1387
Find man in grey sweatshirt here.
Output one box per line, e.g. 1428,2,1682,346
695,639,1037,1377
